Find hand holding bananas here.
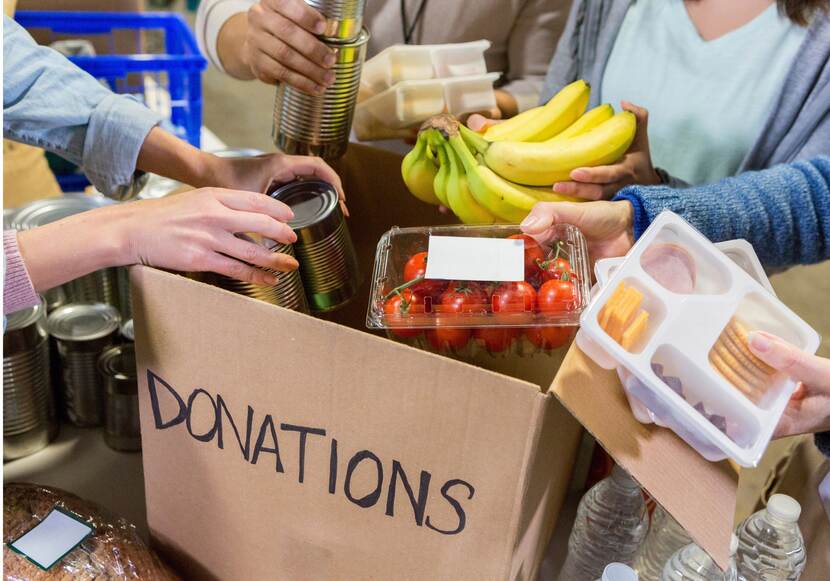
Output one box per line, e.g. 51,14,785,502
553,102,662,201
401,80,638,224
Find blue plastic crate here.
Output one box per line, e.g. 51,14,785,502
15,11,207,191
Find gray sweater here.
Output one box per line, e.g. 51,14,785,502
541,0,830,187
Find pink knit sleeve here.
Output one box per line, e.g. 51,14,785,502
4,230,40,315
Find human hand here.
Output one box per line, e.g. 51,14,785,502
121,188,301,285
206,152,348,216
745,332,830,438
552,102,660,200
243,0,336,94
520,200,635,263
466,113,502,134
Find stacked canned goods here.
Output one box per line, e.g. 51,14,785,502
47,303,121,428
273,0,369,160
3,299,57,461
205,234,310,313
98,344,141,452
269,179,359,312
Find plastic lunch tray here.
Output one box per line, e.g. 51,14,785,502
360,40,491,95
576,211,820,467
354,73,500,138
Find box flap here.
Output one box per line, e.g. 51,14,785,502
551,346,738,568
133,266,574,580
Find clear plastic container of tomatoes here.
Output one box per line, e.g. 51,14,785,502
366,224,591,357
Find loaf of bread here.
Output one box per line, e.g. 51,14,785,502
4,483,180,580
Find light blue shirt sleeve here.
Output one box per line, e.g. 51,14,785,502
3,16,164,195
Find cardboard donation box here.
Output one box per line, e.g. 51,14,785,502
133,145,742,579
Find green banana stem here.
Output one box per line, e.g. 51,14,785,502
447,134,479,175
459,124,490,156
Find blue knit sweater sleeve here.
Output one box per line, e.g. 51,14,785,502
613,157,830,268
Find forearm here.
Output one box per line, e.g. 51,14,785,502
136,127,223,188
196,0,256,78
614,157,830,267
217,13,256,80
16,205,133,293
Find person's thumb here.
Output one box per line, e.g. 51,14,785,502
466,114,498,133
520,202,586,235
748,331,830,390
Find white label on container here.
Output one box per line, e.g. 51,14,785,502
9,508,93,570
425,235,524,282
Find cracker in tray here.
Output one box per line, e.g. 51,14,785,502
709,316,777,403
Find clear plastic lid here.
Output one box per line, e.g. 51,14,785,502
366,224,590,331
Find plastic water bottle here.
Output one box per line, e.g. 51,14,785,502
661,534,738,580
558,465,649,581
634,505,692,581
597,563,639,581
735,494,806,580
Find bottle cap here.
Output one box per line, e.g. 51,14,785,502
601,563,638,581
767,494,801,523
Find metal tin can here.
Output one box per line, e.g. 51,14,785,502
47,303,121,428
98,344,141,452
3,298,58,461
116,267,132,320
272,28,369,161
269,179,359,312
13,196,119,307
206,235,310,313
306,0,366,42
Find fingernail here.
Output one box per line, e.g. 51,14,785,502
553,183,566,193
749,331,772,353
288,257,299,270
264,273,278,285
324,71,336,85
290,231,298,243
315,21,327,35
570,169,588,180
520,215,537,229
324,53,336,67
314,84,327,95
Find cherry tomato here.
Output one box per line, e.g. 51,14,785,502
383,289,425,338
440,283,490,315
427,327,471,351
508,234,545,281
525,326,575,350
538,278,578,315
538,257,574,282
474,327,519,353
403,252,428,282
491,281,537,314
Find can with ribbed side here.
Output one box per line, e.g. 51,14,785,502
47,303,121,428
306,0,365,42
269,179,359,312
205,235,310,313
98,344,141,452
272,28,369,161
116,266,132,320
13,196,119,307
121,319,135,343
4,298,57,460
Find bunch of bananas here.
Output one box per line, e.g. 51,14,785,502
401,80,638,224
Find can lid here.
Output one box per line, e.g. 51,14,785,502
268,179,339,230
121,319,135,342
47,303,121,341
98,344,137,380
6,297,45,331
11,196,113,230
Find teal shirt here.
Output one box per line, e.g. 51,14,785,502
600,0,806,185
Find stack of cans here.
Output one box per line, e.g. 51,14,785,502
3,299,57,461
273,0,369,160
205,234,310,313
269,179,359,312
98,344,141,452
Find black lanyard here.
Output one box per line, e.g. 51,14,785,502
401,0,429,44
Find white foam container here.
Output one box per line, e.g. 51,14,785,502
353,73,500,141
577,211,820,467
360,40,491,96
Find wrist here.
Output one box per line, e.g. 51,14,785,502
97,203,141,267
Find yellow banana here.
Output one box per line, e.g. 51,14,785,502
484,111,637,186
546,103,614,143
483,80,590,143
448,133,535,223
432,133,451,207
443,142,497,224
401,131,441,205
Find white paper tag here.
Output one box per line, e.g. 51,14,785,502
425,235,524,282
9,508,93,570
